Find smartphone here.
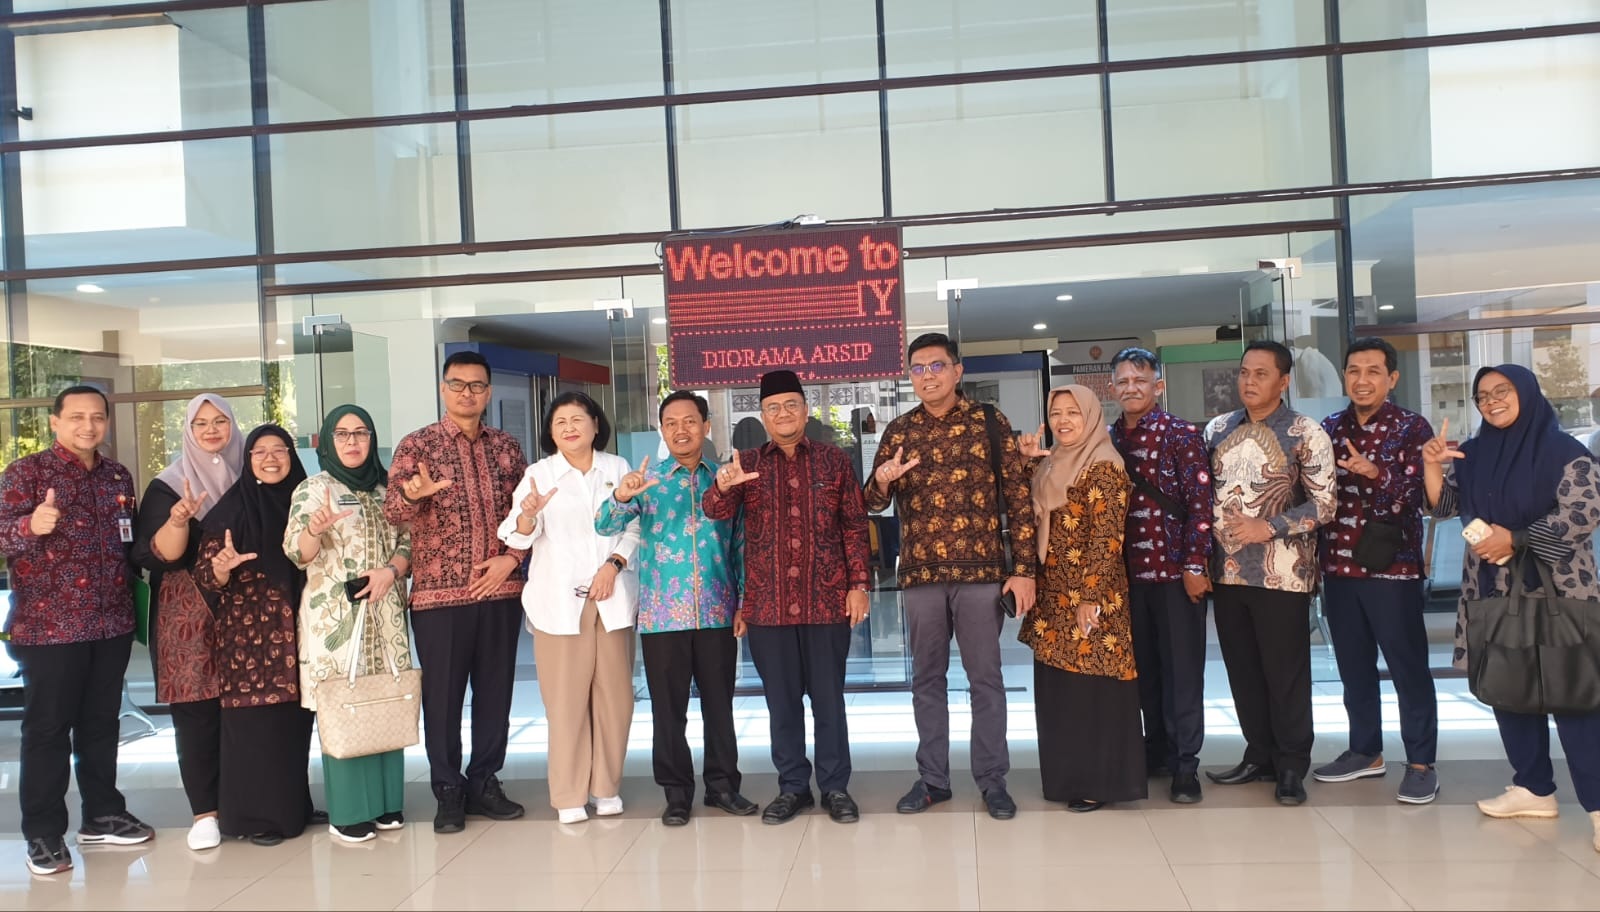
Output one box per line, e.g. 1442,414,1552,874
344,577,369,602
998,590,1017,618
1461,518,1510,565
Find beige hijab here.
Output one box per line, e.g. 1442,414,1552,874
1031,385,1124,561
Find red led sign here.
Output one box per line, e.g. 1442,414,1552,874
663,226,906,388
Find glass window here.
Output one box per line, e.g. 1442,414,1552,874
470,109,670,241
270,124,459,253
669,0,878,93
1341,0,1600,41
264,0,453,122
12,9,250,141
676,92,883,228
1110,57,1331,198
20,137,255,269
465,0,663,107
881,0,1098,77
887,77,1103,215
1343,35,1600,184
1106,0,1325,60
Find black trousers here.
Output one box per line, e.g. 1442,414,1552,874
410,598,523,795
640,626,740,803
1212,584,1314,777
14,633,134,839
746,622,852,795
1130,581,1209,776
170,698,221,816
1321,577,1438,764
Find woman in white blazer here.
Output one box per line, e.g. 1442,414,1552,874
498,392,641,824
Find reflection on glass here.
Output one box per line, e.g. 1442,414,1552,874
1340,0,1600,41
882,0,1098,77
265,0,453,121
466,0,663,106
669,0,877,93
1106,0,1324,59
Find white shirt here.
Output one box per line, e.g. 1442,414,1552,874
497,450,642,635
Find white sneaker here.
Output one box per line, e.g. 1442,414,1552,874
1590,810,1599,853
593,796,624,817
186,816,221,851
557,806,589,824
1476,785,1559,819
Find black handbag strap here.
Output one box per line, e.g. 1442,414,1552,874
1131,471,1186,521
981,404,1014,570
1503,551,1564,616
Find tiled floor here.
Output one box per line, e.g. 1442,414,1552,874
2,676,1596,909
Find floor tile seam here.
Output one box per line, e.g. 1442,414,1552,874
206,873,268,912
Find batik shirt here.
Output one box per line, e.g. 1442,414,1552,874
1204,403,1337,593
1110,408,1214,584
596,458,741,634
1319,401,1430,580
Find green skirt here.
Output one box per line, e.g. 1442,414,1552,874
322,749,405,826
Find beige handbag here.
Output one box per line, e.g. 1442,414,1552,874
312,601,422,760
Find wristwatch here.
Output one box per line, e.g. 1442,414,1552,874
607,556,626,572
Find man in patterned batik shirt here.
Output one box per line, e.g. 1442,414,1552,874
1108,347,1215,805
596,390,756,827
1204,340,1337,807
1312,337,1439,804
866,332,1035,821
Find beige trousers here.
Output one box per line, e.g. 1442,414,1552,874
533,599,637,810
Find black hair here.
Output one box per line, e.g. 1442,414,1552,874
1109,346,1162,377
53,384,109,415
442,350,490,380
907,332,959,364
540,391,612,454
659,389,709,421
1344,337,1398,373
1243,339,1293,376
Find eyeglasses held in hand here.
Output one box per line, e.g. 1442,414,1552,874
909,361,950,377
444,379,489,394
332,429,372,443
573,586,591,598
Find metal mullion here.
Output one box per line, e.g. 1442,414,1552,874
1096,0,1114,202
874,0,891,217
450,0,473,244
659,0,680,231
1323,0,1356,351
1,0,27,405
246,1,275,372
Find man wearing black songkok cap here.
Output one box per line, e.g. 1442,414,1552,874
703,370,871,825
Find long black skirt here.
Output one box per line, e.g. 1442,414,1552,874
1035,661,1148,805
218,702,315,839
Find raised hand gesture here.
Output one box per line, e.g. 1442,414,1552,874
521,479,558,517
29,488,60,537
401,460,453,502
166,479,209,529
872,447,921,489
1018,424,1050,459
715,452,760,492
307,488,355,537
614,455,659,504
1422,417,1465,467
1337,440,1381,480
210,529,257,582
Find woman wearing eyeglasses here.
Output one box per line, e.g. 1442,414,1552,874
498,392,641,824
193,425,314,845
131,393,242,851
285,406,413,843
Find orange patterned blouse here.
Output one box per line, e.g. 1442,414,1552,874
1019,460,1135,678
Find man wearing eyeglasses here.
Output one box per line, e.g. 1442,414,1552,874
703,370,871,826
866,332,1036,821
383,350,530,834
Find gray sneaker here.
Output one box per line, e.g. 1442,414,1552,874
1311,751,1385,783
1397,765,1439,804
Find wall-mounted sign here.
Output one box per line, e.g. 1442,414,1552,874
663,226,906,388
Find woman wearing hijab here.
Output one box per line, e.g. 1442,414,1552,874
131,394,243,851
193,424,313,845
286,406,412,844
1018,385,1143,811
1424,364,1600,849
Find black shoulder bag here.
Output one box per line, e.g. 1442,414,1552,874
981,404,1018,617
1465,552,1600,715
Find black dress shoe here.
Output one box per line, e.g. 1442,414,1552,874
1206,760,1276,786
309,809,329,826
434,785,466,834
761,791,815,825
1169,773,1203,804
661,803,691,826
248,832,284,847
466,775,525,820
822,790,859,824
1066,799,1105,813
704,791,759,816
982,787,1017,820
1275,769,1307,806
896,780,953,814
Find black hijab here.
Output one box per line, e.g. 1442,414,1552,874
204,424,308,601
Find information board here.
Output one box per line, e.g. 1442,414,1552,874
662,226,906,387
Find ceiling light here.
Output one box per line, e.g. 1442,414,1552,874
1055,294,1073,302
651,317,667,325
76,283,104,293
275,338,287,345
1032,322,1048,330
1378,304,1395,312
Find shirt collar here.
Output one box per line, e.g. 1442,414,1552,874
918,394,974,424
552,451,599,480
1344,399,1399,429
49,440,98,471
760,436,812,458
664,458,712,479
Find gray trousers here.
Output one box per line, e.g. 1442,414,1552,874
904,582,1010,792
